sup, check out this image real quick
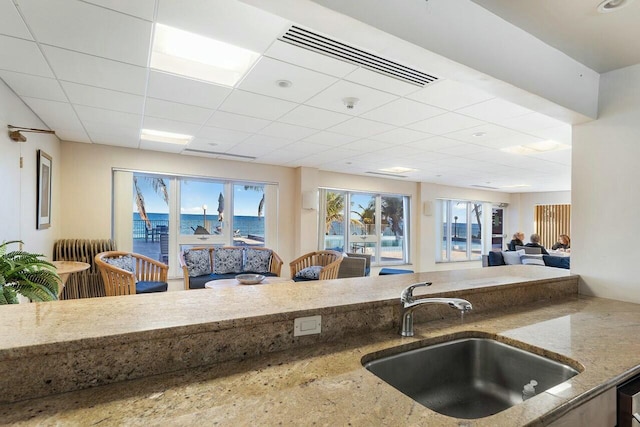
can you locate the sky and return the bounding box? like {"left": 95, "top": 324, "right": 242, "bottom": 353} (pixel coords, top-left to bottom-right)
{"left": 132, "top": 177, "right": 263, "bottom": 216}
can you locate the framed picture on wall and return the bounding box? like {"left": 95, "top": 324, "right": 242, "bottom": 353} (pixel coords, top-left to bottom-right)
{"left": 37, "top": 150, "right": 52, "bottom": 229}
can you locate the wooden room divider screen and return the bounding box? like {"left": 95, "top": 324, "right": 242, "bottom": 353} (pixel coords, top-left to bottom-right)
{"left": 534, "top": 204, "right": 571, "bottom": 248}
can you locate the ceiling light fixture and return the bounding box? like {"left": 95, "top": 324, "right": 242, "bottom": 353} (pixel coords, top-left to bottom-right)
{"left": 597, "top": 0, "right": 635, "bottom": 13}
{"left": 151, "top": 23, "right": 260, "bottom": 86}
{"left": 140, "top": 129, "right": 193, "bottom": 145}
{"left": 276, "top": 79, "right": 292, "bottom": 88}
{"left": 379, "top": 166, "right": 417, "bottom": 174}
{"left": 502, "top": 184, "right": 532, "bottom": 189}
{"left": 501, "top": 140, "right": 570, "bottom": 155}
{"left": 342, "top": 97, "right": 359, "bottom": 110}
{"left": 7, "top": 125, "right": 55, "bottom": 143}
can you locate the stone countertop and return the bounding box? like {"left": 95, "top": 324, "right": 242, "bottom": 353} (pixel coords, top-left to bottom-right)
{"left": 2, "top": 294, "right": 640, "bottom": 426}
{"left": 0, "top": 265, "right": 570, "bottom": 352}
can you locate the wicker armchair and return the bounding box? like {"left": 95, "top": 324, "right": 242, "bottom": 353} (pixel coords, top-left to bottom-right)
{"left": 95, "top": 251, "right": 168, "bottom": 296}
{"left": 289, "top": 250, "right": 343, "bottom": 281}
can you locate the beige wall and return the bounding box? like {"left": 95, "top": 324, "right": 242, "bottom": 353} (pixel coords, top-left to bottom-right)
{"left": 572, "top": 63, "right": 640, "bottom": 303}
{"left": 0, "top": 79, "right": 60, "bottom": 258}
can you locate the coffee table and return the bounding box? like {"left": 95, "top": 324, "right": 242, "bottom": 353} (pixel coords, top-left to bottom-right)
{"left": 205, "top": 276, "right": 293, "bottom": 289}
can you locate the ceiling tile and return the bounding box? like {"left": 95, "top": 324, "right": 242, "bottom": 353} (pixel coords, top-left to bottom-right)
{"left": 147, "top": 71, "right": 231, "bottom": 110}
{"left": 219, "top": 90, "right": 297, "bottom": 121}
{"left": 75, "top": 104, "right": 142, "bottom": 129}
{"left": 139, "top": 140, "right": 185, "bottom": 154}
{"left": 531, "top": 125, "right": 572, "bottom": 145}
{"left": 406, "top": 79, "right": 494, "bottom": 110}
{"left": 0, "top": 1, "right": 33, "bottom": 39}
{"left": 228, "top": 134, "right": 291, "bottom": 156}
{"left": 456, "top": 98, "right": 533, "bottom": 122}
{"left": 302, "top": 131, "right": 359, "bottom": 147}
{"left": 90, "top": 131, "right": 139, "bottom": 147}
{"left": 278, "top": 105, "right": 350, "bottom": 130}
{"left": 197, "top": 126, "right": 251, "bottom": 143}
{"left": 369, "top": 127, "right": 431, "bottom": 144}
{"left": 342, "top": 139, "right": 393, "bottom": 152}
{"left": 255, "top": 150, "right": 308, "bottom": 165}
{"left": 361, "top": 98, "right": 446, "bottom": 126}
{"left": 404, "top": 136, "right": 464, "bottom": 152}
{"left": 0, "top": 35, "right": 53, "bottom": 77}
{"left": 238, "top": 57, "right": 338, "bottom": 103}
{"left": 433, "top": 142, "right": 490, "bottom": 156}
{"left": 156, "top": 0, "right": 287, "bottom": 54}
{"left": 144, "top": 98, "right": 213, "bottom": 125}
{"left": 55, "top": 129, "right": 91, "bottom": 143}
{"left": 0, "top": 70, "right": 66, "bottom": 101}
{"left": 305, "top": 80, "right": 398, "bottom": 115}
{"left": 264, "top": 40, "right": 358, "bottom": 78}
{"left": 21, "top": 96, "right": 83, "bottom": 131}
{"left": 43, "top": 45, "right": 147, "bottom": 94}
{"left": 187, "top": 138, "right": 237, "bottom": 153}
{"left": 443, "top": 123, "right": 526, "bottom": 144}
{"left": 205, "top": 111, "right": 270, "bottom": 133}
{"left": 407, "top": 112, "right": 485, "bottom": 135}
{"left": 61, "top": 81, "right": 144, "bottom": 114}
{"left": 344, "top": 67, "right": 421, "bottom": 96}
{"left": 493, "top": 112, "right": 568, "bottom": 133}
{"left": 82, "top": 0, "right": 156, "bottom": 21}
{"left": 18, "top": 0, "right": 152, "bottom": 66}
{"left": 328, "top": 117, "right": 394, "bottom": 138}
{"left": 258, "top": 122, "right": 317, "bottom": 141}
{"left": 142, "top": 116, "right": 201, "bottom": 136}
{"left": 82, "top": 119, "right": 137, "bottom": 137}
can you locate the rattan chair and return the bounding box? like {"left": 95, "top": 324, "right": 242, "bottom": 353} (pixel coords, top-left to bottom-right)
{"left": 289, "top": 250, "right": 343, "bottom": 281}
{"left": 95, "top": 251, "right": 168, "bottom": 296}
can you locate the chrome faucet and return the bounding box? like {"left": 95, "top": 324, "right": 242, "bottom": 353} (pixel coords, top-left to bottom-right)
{"left": 399, "top": 282, "right": 473, "bottom": 337}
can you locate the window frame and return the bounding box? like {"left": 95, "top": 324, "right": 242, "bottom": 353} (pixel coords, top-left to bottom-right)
{"left": 436, "top": 199, "right": 484, "bottom": 263}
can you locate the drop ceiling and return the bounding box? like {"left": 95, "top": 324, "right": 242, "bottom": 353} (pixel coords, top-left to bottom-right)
{"left": 0, "top": 0, "right": 573, "bottom": 192}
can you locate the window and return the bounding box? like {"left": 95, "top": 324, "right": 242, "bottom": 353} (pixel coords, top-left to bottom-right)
{"left": 116, "top": 170, "right": 276, "bottom": 277}
{"left": 319, "top": 189, "right": 409, "bottom": 265}
{"left": 438, "top": 200, "right": 483, "bottom": 262}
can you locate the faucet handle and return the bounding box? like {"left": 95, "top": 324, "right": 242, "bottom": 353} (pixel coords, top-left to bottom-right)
{"left": 400, "top": 282, "right": 432, "bottom": 303}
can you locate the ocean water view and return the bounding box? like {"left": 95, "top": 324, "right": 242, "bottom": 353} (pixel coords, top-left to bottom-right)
{"left": 133, "top": 213, "right": 265, "bottom": 238}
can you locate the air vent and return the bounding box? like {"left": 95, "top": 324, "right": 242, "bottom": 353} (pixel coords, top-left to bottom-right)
{"left": 183, "top": 149, "right": 256, "bottom": 160}
{"left": 280, "top": 25, "right": 438, "bottom": 87}
{"left": 471, "top": 184, "right": 499, "bottom": 190}
{"left": 366, "top": 171, "right": 408, "bottom": 178}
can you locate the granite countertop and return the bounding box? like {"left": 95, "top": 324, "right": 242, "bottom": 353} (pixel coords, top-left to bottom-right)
{"left": 2, "top": 291, "right": 640, "bottom": 426}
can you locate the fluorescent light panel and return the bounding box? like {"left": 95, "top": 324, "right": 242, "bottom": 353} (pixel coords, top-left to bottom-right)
{"left": 140, "top": 129, "right": 193, "bottom": 145}
{"left": 501, "top": 140, "right": 570, "bottom": 155}
{"left": 379, "top": 167, "right": 417, "bottom": 174}
{"left": 151, "top": 24, "right": 260, "bottom": 86}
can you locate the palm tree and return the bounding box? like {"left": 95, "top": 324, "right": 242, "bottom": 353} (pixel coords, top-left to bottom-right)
{"left": 472, "top": 204, "right": 482, "bottom": 239}
{"left": 351, "top": 199, "right": 375, "bottom": 234}
{"left": 243, "top": 185, "right": 265, "bottom": 217}
{"left": 133, "top": 176, "right": 168, "bottom": 230}
{"left": 381, "top": 197, "right": 404, "bottom": 237}
{"left": 325, "top": 192, "right": 344, "bottom": 234}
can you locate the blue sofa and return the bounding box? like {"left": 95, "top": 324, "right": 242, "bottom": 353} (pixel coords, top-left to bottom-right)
{"left": 179, "top": 246, "right": 284, "bottom": 289}
{"left": 486, "top": 251, "right": 570, "bottom": 269}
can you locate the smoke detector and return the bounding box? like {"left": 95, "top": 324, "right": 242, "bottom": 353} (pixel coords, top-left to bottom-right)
{"left": 342, "top": 97, "right": 359, "bottom": 110}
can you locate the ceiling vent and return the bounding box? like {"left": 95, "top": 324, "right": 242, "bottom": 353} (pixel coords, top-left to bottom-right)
{"left": 183, "top": 149, "right": 256, "bottom": 160}
{"left": 279, "top": 25, "right": 438, "bottom": 87}
{"left": 365, "top": 171, "right": 408, "bottom": 178}
{"left": 470, "top": 184, "right": 499, "bottom": 190}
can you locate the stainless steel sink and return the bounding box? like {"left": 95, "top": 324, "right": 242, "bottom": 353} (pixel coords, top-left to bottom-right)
{"left": 363, "top": 336, "right": 581, "bottom": 419}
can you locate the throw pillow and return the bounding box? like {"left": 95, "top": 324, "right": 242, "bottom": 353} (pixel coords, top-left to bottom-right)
{"left": 502, "top": 249, "right": 525, "bottom": 265}
{"left": 104, "top": 254, "right": 135, "bottom": 273}
{"left": 183, "top": 249, "right": 212, "bottom": 277}
{"left": 295, "top": 265, "right": 323, "bottom": 280}
{"left": 487, "top": 251, "right": 505, "bottom": 266}
{"left": 521, "top": 254, "right": 545, "bottom": 266}
{"left": 213, "top": 248, "right": 244, "bottom": 274}
{"left": 244, "top": 248, "right": 272, "bottom": 273}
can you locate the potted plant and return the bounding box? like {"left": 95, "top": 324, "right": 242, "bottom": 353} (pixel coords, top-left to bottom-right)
{"left": 0, "top": 240, "right": 60, "bottom": 304}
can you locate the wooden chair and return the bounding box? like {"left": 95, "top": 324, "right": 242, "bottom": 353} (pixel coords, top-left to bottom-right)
{"left": 95, "top": 251, "right": 168, "bottom": 296}
{"left": 179, "top": 246, "right": 284, "bottom": 290}
{"left": 289, "top": 250, "right": 343, "bottom": 281}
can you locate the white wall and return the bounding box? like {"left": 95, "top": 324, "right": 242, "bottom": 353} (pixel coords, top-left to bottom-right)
{"left": 0, "top": 80, "right": 60, "bottom": 258}
{"left": 59, "top": 141, "right": 298, "bottom": 269}
{"left": 572, "top": 63, "right": 640, "bottom": 303}
{"left": 508, "top": 191, "right": 571, "bottom": 243}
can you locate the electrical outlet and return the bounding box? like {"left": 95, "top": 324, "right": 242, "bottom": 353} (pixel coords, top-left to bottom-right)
{"left": 293, "top": 315, "right": 321, "bottom": 337}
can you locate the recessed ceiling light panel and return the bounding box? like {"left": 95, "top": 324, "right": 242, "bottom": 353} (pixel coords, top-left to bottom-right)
{"left": 140, "top": 129, "right": 193, "bottom": 145}
{"left": 501, "top": 141, "right": 570, "bottom": 155}
{"left": 151, "top": 24, "right": 260, "bottom": 86}
{"left": 379, "top": 166, "right": 417, "bottom": 174}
